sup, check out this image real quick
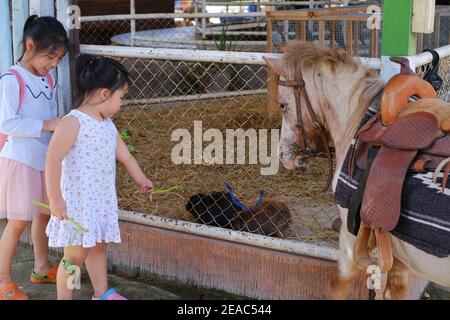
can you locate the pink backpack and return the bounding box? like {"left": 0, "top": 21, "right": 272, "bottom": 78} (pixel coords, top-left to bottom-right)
{"left": 0, "top": 68, "right": 54, "bottom": 151}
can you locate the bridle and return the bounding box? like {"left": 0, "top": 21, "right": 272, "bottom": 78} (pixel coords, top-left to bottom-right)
{"left": 277, "top": 68, "right": 334, "bottom": 192}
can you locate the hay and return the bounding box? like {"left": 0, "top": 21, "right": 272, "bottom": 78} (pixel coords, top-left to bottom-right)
{"left": 113, "top": 94, "right": 339, "bottom": 245}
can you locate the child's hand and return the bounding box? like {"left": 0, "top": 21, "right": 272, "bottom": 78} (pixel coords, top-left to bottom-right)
{"left": 138, "top": 178, "right": 154, "bottom": 194}
{"left": 49, "top": 197, "right": 68, "bottom": 221}
{"left": 43, "top": 117, "right": 63, "bottom": 132}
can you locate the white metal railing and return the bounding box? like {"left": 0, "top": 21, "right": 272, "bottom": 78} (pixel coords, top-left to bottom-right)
{"left": 79, "top": 12, "right": 266, "bottom": 22}
{"left": 80, "top": 44, "right": 381, "bottom": 68}
{"left": 79, "top": 44, "right": 380, "bottom": 105}
{"left": 409, "top": 44, "right": 450, "bottom": 101}
{"left": 408, "top": 44, "right": 450, "bottom": 69}
{"left": 118, "top": 209, "right": 339, "bottom": 261}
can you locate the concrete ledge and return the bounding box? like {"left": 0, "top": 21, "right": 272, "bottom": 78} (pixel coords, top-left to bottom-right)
{"left": 1, "top": 217, "right": 428, "bottom": 300}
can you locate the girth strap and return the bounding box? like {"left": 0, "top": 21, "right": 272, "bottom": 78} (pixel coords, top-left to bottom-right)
{"left": 347, "top": 147, "right": 378, "bottom": 236}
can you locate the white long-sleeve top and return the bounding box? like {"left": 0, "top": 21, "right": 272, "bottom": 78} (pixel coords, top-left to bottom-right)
{"left": 0, "top": 64, "right": 58, "bottom": 171}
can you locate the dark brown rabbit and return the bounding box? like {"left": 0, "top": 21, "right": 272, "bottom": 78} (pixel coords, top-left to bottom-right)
{"left": 230, "top": 200, "right": 292, "bottom": 238}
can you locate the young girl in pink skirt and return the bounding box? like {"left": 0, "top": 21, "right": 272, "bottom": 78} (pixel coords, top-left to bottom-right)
{"left": 45, "top": 54, "right": 153, "bottom": 300}
{"left": 0, "top": 15, "right": 68, "bottom": 300}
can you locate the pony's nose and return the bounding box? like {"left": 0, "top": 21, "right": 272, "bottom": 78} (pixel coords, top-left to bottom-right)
{"left": 279, "top": 151, "right": 284, "bottom": 159}
{"left": 297, "top": 155, "right": 310, "bottom": 168}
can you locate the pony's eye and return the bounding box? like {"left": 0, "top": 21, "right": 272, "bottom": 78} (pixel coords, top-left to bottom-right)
{"left": 279, "top": 103, "right": 288, "bottom": 111}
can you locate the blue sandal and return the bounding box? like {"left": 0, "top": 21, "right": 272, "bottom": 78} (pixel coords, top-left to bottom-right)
{"left": 92, "top": 288, "right": 127, "bottom": 300}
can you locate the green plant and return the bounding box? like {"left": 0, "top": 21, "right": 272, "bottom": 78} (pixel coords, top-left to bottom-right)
{"left": 32, "top": 200, "right": 88, "bottom": 277}
{"left": 214, "top": 25, "right": 234, "bottom": 51}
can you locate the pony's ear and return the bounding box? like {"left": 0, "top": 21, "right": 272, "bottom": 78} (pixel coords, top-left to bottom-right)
{"left": 263, "top": 57, "right": 286, "bottom": 78}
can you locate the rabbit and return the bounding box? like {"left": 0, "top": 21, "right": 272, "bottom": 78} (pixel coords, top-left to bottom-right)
{"left": 230, "top": 200, "right": 292, "bottom": 238}
{"left": 185, "top": 192, "right": 242, "bottom": 228}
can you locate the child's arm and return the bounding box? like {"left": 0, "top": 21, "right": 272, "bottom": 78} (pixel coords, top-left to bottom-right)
{"left": 116, "top": 134, "right": 153, "bottom": 193}
{"left": 45, "top": 116, "right": 80, "bottom": 220}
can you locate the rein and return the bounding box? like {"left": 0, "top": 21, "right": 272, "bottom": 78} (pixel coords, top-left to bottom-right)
{"left": 278, "top": 69, "right": 334, "bottom": 192}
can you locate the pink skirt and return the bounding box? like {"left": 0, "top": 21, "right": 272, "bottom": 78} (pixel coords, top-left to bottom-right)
{"left": 0, "top": 157, "right": 50, "bottom": 221}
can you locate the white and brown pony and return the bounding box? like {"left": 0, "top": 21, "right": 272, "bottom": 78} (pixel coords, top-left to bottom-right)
{"left": 264, "top": 42, "right": 450, "bottom": 299}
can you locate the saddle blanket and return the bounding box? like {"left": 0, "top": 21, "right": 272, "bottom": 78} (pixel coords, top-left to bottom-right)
{"left": 335, "top": 110, "right": 450, "bottom": 258}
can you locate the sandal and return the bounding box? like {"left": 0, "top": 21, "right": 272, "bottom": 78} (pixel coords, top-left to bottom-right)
{"left": 30, "top": 265, "right": 58, "bottom": 284}
{"left": 0, "top": 282, "right": 29, "bottom": 300}
{"left": 92, "top": 288, "right": 128, "bottom": 300}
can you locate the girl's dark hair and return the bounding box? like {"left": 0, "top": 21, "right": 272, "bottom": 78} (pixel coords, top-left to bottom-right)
{"left": 19, "top": 15, "right": 69, "bottom": 61}
{"left": 75, "top": 54, "right": 130, "bottom": 105}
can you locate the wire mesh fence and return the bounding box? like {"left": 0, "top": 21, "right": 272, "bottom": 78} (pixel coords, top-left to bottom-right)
{"left": 78, "top": 48, "right": 449, "bottom": 246}
{"left": 79, "top": 19, "right": 174, "bottom": 46}
{"left": 80, "top": 16, "right": 269, "bottom": 51}
{"left": 268, "top": 16, "right": 382, "bottom": 57}
{"left": 76, "top": 2, "right": 448, "bottom": 247}
{"left": 416, "top": 55, "right": 450, "bottom": 101}
{"left": 92, "top": 55, "right": 341, "bottom": 245}
{"left": 78, "top": 1, "right": 380, "bottom": 52}
{"left": 417, "top": 6, "right": 450, "bottom": 53}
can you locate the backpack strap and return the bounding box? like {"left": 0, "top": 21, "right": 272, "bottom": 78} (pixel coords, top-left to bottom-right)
{"left": 5, "top": 68, "right": 55, "bottom": 114}
{"left": 7, "top": 68, "right": 26, "bottom": 114}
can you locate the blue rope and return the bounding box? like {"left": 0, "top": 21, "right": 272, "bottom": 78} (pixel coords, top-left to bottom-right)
{"left": 224, "top": 182, "right": 265, "bottom": 212}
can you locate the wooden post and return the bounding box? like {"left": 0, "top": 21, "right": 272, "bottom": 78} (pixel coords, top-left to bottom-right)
{"left": 12, "top": 0, "right": 29, "bottom": 63}
{"left": 319, "top": 20, "right": 325, "bottom": 48}
{"left": 29, "top": 0, "right": 54, "bottom": 16}
{"left": 299, "top": 20, "right": 306, "bottom": 42}
{"left": 434, "top": 12, "right": 440, "bottom": 48}
{"left": 56, "top": 0, "right": 78, "bottom": 116}
{"left": 68, "top": 0, "right": 79, "bottom": 109}
{"left": 201, "top": 0, "right": 206, "bottom": 40}
{"left": 130, "top": 0, "right": 135, "bottom": 47}
{"left": 0, "top": 0, "right": 13, "bottom": 74}
{"left": 194, "top": 0, "right": 199, "bottom": 35}
{"left": 329, "top": 21, "right": 335, "bottom": 48}
{"left": 266, "top": 12, "right": 273, "bottom": 52}
{"left": 353, "top": 21, "right": 359, "bottom": 57}
{"left": 346, "top": 20, "right": 353, "bottom": 56}
{"left": 417, "top": 33, "right": 424, "bottom": 53}
{"left": 371, "top": 28, "right": 378, "bottom": 58}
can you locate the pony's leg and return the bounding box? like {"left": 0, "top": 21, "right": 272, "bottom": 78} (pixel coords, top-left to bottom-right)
{"left": 330, "top": 222, "right": 358, "bottom": 299}
{"left": 384, "top": 258, "right": 409, "bottom": 300}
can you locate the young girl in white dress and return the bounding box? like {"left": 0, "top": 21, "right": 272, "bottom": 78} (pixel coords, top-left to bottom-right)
{"left": 45, "top": 55, "right": 153, "bottom": 300}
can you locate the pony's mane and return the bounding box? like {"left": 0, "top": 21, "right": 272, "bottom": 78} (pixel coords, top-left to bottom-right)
{"left": 283, "top": 41, "right": 359, "bottom": 73}
{"left": 267, "top": 42, "right": 384, "bottom": 142}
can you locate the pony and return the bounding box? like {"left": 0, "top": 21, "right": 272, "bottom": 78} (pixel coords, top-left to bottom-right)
{"left": 263, "top": 41, "right": 450, "bottom": 299}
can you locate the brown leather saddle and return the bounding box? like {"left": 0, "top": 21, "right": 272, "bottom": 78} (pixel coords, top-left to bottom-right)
{"left": 349, "top": 57, "right": 450, "bottom": 299}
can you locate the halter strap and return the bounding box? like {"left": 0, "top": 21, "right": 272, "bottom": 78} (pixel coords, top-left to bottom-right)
{"left": 278, "top": 69, "right": 334, "bottom": 192}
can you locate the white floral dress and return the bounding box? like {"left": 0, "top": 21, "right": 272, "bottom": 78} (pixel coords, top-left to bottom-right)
{"left": 46, "top": 109, "right": 121, "bottom": 248}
